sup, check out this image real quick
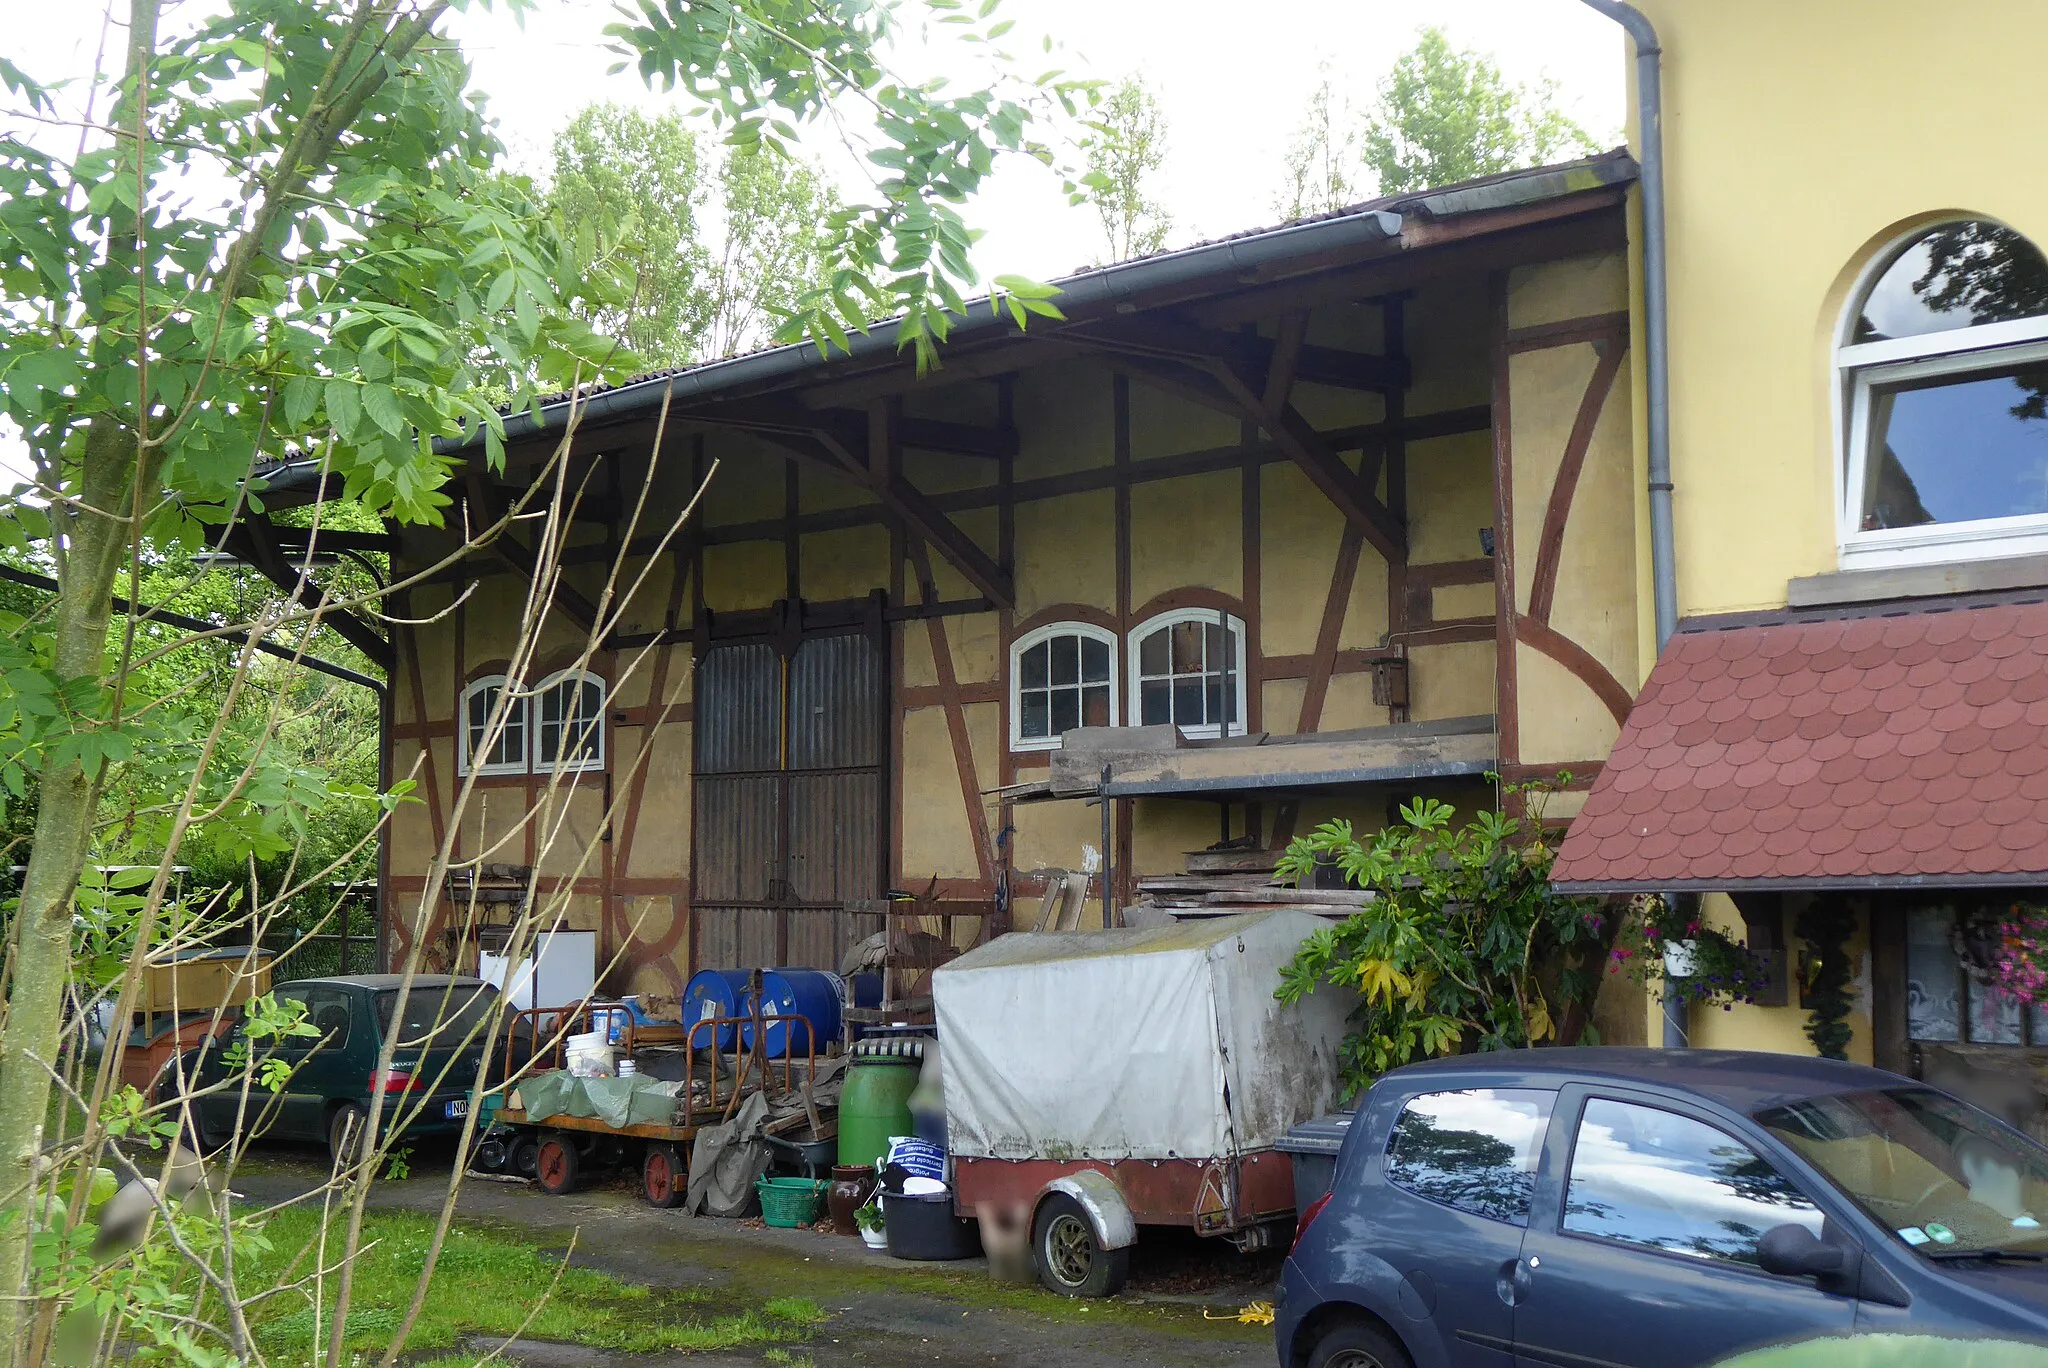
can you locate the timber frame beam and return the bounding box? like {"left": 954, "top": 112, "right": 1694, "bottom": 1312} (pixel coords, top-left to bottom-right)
{"left": 1068, "top": 314, "right": 1410, "bottom": 392}
{"left": 226, "top": 515, "right": 395, "bottom": 669}
{"left": 1098, "top": 348, "right": 1406, "bottom": 562}
{"left": 661, "top": 396, "right": 1017, "bottom": 609}
{"left": 463, "top": 473, "right": 602, "bottom": 633}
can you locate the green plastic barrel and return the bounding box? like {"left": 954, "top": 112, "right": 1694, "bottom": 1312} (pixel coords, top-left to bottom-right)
{"left": 838, "top": 1056, "right": 920, "bottom": 1169}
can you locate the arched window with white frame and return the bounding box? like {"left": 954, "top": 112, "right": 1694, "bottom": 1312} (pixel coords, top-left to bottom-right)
{"left": 1128, "top": 608, "right": 1248, "bottom": 740}
{"left": 459, "top": 674, "right": 528, "bottom": 776}
{"left": 1010, "top": 623, "right": 1117, "bottom": 750}
{"left": 1838, "top": 218, "right": 2048, "bottom": 568}
{"left": 534, "top": 669, "right": 606, "bottom": 772}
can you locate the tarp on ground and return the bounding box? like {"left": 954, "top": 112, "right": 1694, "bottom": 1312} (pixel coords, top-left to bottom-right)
{"left": 933, "top": 910, "right": 1356, "bottom": 1162}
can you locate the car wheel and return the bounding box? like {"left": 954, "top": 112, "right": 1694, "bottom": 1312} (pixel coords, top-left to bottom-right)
{"left": 152, "top": 1065, "right": 219, "bottom": 1155}
{"left": 1032, "top": 1193, "right": 1130, "bottom": 1297}
{"left": 1307, "top": 1320, "right": 1413, "bottom": 1368}
{"left": 641, "top": 1142, "right": 685, "bottom": 1208}
{"left": 535, "top": 1134, "right": 581, "bottom": 1196}
{"left": 328, "top": 1103, "right": 367, "bottom": 1171}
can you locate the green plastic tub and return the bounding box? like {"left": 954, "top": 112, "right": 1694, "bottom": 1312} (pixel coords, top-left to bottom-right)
{"left": 755, "top": 1176, "right": 830, "bottom": 1228}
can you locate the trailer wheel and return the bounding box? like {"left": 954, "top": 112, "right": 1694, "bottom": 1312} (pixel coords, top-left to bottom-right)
{"left": 641, "top": 1142, "right": 686, "bottom": 1208}
{"left": 535, "top": 1135, "right": 582, "bottom": 1196}
{"left": 508, "top": 1134, "right": 540, "bottom": 1180}
{"left": 1033, "top": 1193, "right": 1129, "bottom": 1297}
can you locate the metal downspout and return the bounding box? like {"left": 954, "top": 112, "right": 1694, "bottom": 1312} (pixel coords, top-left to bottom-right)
{"left": 1579, "top": 0, "right": 1684, "bottom": 1048}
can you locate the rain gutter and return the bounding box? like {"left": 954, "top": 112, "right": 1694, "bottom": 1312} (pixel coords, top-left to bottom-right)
{"left": 1578, "top": 0, "right": 1684, "bottom": 1047}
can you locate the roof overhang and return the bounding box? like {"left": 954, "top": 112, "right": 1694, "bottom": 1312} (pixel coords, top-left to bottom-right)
{"left": 422, "top": 149, "right": 1637, "bottom": 457}
{"left": 1009, "top": 715, "right": 1497, "bottom": 803}
{"left": 1550, "top": 592, "right": 2048, "bottom": 895}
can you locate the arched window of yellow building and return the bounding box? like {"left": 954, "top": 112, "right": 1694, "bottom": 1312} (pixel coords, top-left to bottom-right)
{"left": 1839, "top": 219, "right": 2048, "bottom": 569}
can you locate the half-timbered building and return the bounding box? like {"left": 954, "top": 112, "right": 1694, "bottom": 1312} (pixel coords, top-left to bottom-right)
{"left": 363, "top": 150, "right": 1644, "bottom": 1010}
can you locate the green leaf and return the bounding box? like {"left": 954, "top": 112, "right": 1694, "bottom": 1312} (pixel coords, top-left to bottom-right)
{"left": 361, "top": 383, "right": 404, "bottom": 437}
{"left": 324, "top": 378, "right": 360, "bottom": 438}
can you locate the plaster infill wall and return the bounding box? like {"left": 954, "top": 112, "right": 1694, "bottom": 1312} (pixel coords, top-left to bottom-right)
{"left": 1495, "top": 252, "right": 1640, "bottom": 805}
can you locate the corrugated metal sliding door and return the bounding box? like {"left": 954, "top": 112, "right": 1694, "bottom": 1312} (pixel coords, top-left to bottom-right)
{"left": 692, "top": 629, "right": 886, "bottom": 972}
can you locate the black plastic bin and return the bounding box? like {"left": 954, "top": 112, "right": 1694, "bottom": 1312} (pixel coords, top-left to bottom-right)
{"left": 1277, "top": 1113, "right": 1354, "bottom": 1212}
{"left": 882, "top": 1190, "right": 982, "bottom": 1261}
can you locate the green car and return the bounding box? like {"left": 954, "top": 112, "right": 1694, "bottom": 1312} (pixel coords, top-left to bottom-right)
{"left": 184, "top": 974, "right": 505, "bottom": 1161}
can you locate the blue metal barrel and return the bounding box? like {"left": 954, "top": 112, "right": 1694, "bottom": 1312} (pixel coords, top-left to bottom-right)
{"left": 742, "top": 968, "right": 845, "bottom": 1059}
{"left": 683, "top": 968, "right": 750, "bottom": 1051}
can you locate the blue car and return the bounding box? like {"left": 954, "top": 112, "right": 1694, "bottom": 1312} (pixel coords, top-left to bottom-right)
{"left": 1277, "top": 1048, "right": 2048, "bottom": 1367}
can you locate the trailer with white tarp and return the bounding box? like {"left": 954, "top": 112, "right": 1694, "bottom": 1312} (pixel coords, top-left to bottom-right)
{"left": 932, "top": 909, "right": 1355, "bottom": 1295}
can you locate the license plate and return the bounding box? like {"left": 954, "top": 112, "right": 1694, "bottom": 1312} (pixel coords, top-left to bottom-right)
{"left": 444, "top": 1100, "right": 468, "bottom": 1119}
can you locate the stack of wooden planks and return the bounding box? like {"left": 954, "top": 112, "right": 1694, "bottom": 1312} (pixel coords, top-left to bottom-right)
{"left": 1131, "top": 847, "right": 1376, "bottom": 921}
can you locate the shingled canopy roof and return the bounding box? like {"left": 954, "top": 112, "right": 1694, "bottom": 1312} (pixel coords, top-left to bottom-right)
{"left": 1550, "top": 592, "right": 2048, "bottom": 893}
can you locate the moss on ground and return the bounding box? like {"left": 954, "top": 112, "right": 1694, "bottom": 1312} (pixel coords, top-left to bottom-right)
{"left": 232, "top": 1208, "right": 829, "bottom": 1359}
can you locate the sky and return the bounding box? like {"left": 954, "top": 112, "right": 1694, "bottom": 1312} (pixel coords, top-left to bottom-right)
{"left": 3, "top": 0, "right": 1626, "bottom": 481}
{"left": 449, "top": 0, "right": 1626, "bottom": 279}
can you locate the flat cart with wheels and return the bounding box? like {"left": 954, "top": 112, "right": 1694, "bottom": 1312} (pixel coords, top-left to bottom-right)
{"left": 932, "top": 911, "right": 1357, "bottom": 1297}
{"left": 495, "top": 1009, "right": 823, "bottom": 1209}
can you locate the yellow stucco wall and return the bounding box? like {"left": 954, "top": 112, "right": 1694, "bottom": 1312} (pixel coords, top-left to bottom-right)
{"left": 1595, "top": 4, "right": 2048, "bottom": 1057}
{"left": 1631, "top": 0, "right": 2048, "bottom": 622}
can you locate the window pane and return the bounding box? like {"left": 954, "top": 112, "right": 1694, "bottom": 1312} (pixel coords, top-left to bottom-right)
{"left": 564, "top": 681, "right": 603, "bottom": 762}
{"left": 1972, "top": 984, "right": 2026, "bottom": 1046}
{"left": 1020, "top": 690, "right": 1051, "bottom": 739}
{"left": 1140, "top": 680, "right": 1170, "bottom": 726}
{"left": 1385, "top": 1088, "right": 1555, "bottom": 1226}
{"left": 1563, "top": 1100, "right": 1823, "bottom": 1265}
{"left": 1205, "top": 621, "right": 1225, "bottom": 670}
{"left": 1171, "top": 621, "right": 1204, "bottom": 674}
{"left": 1861, "top": 363, "right": 2048, "bottom": 530}
{"left": 1081, "top": 637, "right": 1110, "bottom": 683}
{"left": 1204, "top": 675, "right": 1224, "bottom": 725}
{"left": 1759, "top": 1087, "right": 2048, "bottom": 1256}
{"left": 1173, "top": 678, "right": 1204, "bottom": 724}
{"left": 494, "top": 708, "right": 524, "bottom": 768}
{"left": 1049, "top": 633, "right": 1079, "bottom": 685}
{"left": 1082, "top": 685, "right": 1111, "bottom": 728}
{"left": 306, "top": 989, "right": 352, "bottom": 1047}
{"left": 1907, "top": 906, "right": 1962, "bottom": 1043}
{"left": 1050, "top": 687, "right": 1081, "bottom": 737}
{"left": 1021, "top": 642, "right": 1050, "bottom": 689}
{"left": 1139, "top": 628, "right": 1168, "bottom": 676}
{"left": 1855, "top": 222, "right": 2048, "bottom": 343}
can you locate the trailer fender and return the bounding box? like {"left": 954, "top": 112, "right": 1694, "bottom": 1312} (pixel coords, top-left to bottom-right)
{"left": 1040, "top": 1171, "right": 1136, "bottom": 1251}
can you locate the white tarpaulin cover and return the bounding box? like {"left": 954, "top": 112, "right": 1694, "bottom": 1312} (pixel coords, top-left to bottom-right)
{"left": 933, "top": 910, "right": 1356, "bottom": 1162}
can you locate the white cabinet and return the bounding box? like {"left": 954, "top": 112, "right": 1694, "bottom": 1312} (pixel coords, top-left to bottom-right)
{"left": 479, "top": 928, "right": 596, "bottom": 1011}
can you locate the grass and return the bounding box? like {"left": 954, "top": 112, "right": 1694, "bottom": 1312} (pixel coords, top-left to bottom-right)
{"left": 233, "top": 1207, "right": 828, "bottom": 1359}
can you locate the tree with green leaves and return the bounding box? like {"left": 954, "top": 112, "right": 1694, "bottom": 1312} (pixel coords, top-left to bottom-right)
{"left": 1275, "top": 29, "right": 1600, "bottom": 214}
{"left": 545, "top": 103, "right": 714, "bottom": 371}
{"left": 545, "top": 102, "right": 845, "bottom": 368}
{"left": 1360, "top": 27, "right": 1599, "bottom": 196}
{"left": 0, "top": 0, "right": 1082, "bottom": 1356}
{"left": 1276, "top": 69, "right": 1362, "bottom": 221}
{"left": 1083, "top": 75, "right": 1173, "bottom": 264}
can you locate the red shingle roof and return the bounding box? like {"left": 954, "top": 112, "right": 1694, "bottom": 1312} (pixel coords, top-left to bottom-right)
{"left": 1550, "top": 593, "right": 2048, "bottom": 892}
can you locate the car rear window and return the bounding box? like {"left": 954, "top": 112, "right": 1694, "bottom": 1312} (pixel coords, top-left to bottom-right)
{"left": 1385, "top": 1088, "right": 1557, "bottom": 1226}
{"left": 375, "top": 982, "right": 501, "bottom": 1050}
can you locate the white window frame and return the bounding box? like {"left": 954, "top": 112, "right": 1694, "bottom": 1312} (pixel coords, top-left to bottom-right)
{"left": 1836, "top": 220, "right": 2048, "bottom": 570}
{"left": 1009, "top": 622, "right": 1120, "bottom": 752}
{"left": 1126, "top": 608, "right": 1249, "bottom": 742}
{"left": 531, "top": 668, "right": 608, "bottom": 774}
{"left": 458, "top": 674, "right": 529, "bottom": 777}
